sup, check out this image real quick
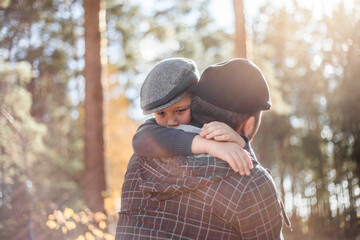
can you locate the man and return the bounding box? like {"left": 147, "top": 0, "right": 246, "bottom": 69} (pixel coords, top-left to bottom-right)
{"left": 116, "top": 58, "right": 290, "bottom": 239}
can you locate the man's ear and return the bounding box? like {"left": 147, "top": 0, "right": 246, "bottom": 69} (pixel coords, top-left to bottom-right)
{"left": 244, "top": 116, "right": 256, "bottom": 139}
{"left": 237, "top": 116, "right": 256, "bottom": 140}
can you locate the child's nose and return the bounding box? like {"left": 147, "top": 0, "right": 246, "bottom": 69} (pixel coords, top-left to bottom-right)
{"left": 167, "top": 117, "right": 179, "bottom": 127}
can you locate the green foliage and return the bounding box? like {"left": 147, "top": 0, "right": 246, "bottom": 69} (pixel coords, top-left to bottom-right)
{"left": 105, "top": 0, "right": 232, "bottom": 109}
{"left": 0, "top": 60, "right": 47, "bottom": 239}
{"left": 251, "top": 1, "right": 360, "bottom": 237}
{"left": 0, "top": 0, "right": 10, "bottom": 8}
{"left": 1, "top": 0, "right": 84, "bottom": 238}
{"left": 0, "top": 60, "right": 46, "bottom": 173}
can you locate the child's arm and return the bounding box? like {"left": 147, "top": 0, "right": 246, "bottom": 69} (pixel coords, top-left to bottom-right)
{"left": 198, "top": 121, "right": 254, "bottom": 175}
{"left": 200, "top": 121, "right": 246, "bottom": 146}
{"left": 133, "top": 118, "right": 253, "bottom": 175}
{"left": 132, "top": 118, "right": 197, "bottom": 157}
{"left": 191, "top": 136, "right": 253, "bottom": 176}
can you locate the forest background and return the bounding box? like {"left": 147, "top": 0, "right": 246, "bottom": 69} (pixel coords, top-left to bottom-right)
{"left": 0, "top": 0, "right": 359, "bottom": 239}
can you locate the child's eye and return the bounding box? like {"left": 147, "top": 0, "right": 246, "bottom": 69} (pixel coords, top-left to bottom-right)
{"left": 156, "top": 112, "right": 165, "bottom": 117}
{"left": 176, "top": 108, "right": 189, "bottom": 113}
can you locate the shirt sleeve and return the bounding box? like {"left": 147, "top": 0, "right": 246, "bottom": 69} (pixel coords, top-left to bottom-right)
{"left": 132, "top": 118, "right": 198, "bottom": 157}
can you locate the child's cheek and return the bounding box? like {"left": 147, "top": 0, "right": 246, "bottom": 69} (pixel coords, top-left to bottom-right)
{"left": 154, "top": 116, "right": 167, "bottom": 127}
{"left": 181, "top": 112, "right": 192, "bottom": 125}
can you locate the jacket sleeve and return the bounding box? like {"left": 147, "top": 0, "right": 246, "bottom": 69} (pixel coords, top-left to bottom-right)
{"left": 132, "top": 118, "right": 197, "bottom": 157}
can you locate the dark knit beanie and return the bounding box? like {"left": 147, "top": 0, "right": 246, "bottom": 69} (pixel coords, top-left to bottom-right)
{"left": 140, "top": 58, "right": 199, "bottom": 114}
{"left": 196, "top": 58, "right": 271, "bottom": 113}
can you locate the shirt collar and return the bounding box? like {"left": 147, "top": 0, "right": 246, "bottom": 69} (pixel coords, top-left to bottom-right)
{"left": 241, "top": 135, "right": 258, "bottom": 163}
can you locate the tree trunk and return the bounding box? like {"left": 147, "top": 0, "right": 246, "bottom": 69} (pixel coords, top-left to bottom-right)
{"left": 83, "top": 0, "right": 106, "bottom": 212}
{"left": 233, "top": 0, "right": 247, "bottom": 58}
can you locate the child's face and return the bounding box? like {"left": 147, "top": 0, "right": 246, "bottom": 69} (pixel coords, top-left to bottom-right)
{"left": 154, "top": 93, "right": 192, "bottom": 127}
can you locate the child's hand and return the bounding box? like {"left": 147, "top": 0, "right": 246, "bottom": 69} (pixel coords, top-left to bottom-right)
{"left": 200, "top": 121, "right": 246, "bottom": 147}
{"left": 207, "top": 141, "right": 253, "bottom": 176}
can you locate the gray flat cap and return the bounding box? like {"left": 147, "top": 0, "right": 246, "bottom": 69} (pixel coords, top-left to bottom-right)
{"left": 140, "top": 58, "right": 199, "bottom": 114}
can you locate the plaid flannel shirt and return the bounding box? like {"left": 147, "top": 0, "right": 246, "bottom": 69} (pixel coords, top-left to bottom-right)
{"left": 116, "top": 151, "right": 286, "bottom": 240}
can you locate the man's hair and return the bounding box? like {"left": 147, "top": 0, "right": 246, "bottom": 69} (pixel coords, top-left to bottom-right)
{"left": 191, "top": 96, "right": 260, "bottom": 130}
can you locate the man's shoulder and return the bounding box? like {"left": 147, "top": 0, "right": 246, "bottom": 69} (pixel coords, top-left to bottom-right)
{"left": 240, "top": 164, "right": 280, "bottom": 203}
{"left": 250, "top": 163, "right": 274, "bottom": 178}
{"left": 125, "top": 154, "right": 147, "bottom": 174}
{"left": 200, "top": 162, "right": 279, "bottom": 203}
{"left": 130, "top": 153, "right": 236, "bottom": 186}
{"left": 128, "top": 154, "right": 277, "bottom": 194}
{"left": 182, "top": 154, "right": 236, "bottom": 170}
{"left": 130, "top": 154, "right": 272, "bottom": 181}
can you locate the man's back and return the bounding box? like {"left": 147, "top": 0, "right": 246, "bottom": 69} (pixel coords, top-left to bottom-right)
{"left": 116, "top": 153, "right": 283, "bottom": 240}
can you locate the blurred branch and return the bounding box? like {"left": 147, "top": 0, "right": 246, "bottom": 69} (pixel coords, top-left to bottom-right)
{"left": 0, "top": 106, "right": 14, "bottom": 124}
{"left": 0, "top": 106, "right": 19, "bottom": 132}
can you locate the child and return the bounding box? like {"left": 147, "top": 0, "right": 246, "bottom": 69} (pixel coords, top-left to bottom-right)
{"left": 133, "top": 57, "right": 253, "bottom": 176}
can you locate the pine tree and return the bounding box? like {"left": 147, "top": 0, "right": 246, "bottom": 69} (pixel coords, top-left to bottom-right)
{"left": 233, "top": 0, "right": 247, "bottom": 58}
{"left": 83, "top": 0, "right": 107, "bottom": 213}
